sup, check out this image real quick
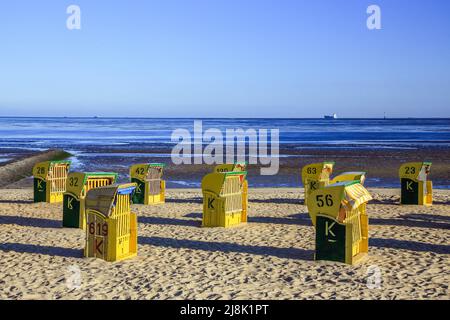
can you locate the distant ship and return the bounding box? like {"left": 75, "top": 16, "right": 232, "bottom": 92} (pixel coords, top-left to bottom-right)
{"left": 324, "top": 113, "right": 338, "bottom": 119}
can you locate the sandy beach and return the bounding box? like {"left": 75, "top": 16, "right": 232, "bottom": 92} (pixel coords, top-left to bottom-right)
{"left": 0, "top": 186, "right": 448, "bottom": 300}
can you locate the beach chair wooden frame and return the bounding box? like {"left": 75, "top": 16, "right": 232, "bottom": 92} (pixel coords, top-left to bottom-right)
{"left": 63, "top": 172, "right": 118, "bottom": 229}
{"left": 202, "top": 171, "right": 247, "bottom": 228}
{"left": 32, "top": 160, "right": 71, "bottom": 203}
{"left": 130, "top": 163, "right": 166, "bottom": 205}
{"left": 399, "top": 162, "right": 432, "bottom": 205}
{"left": 307, "top": 181, "right": 372, "bottom": 265}
{"left": 84, "top": 183, "right": 137, "bottom": 262}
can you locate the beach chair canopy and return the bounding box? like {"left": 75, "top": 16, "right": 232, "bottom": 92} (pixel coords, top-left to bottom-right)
{"left": 65, "top": 172, "right": 118, "bottom": 196}
{"left": 202, "top": 171, "right": 247, "bottom": 196}
{"left": 307, "top": 181, "right": 372, "bottom": 224}
{"left": 85, "top": 183, "right": 136, "bottom": 218}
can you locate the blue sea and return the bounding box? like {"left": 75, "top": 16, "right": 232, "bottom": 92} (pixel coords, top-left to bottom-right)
{"left": 1, "top": 117, "right": 449, "bottom": 188}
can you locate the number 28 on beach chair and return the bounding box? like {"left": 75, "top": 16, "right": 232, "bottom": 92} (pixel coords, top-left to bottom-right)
{"left": 399, "top": 162, "right": 432, "bottom": 205}
{"left": 202, "top": 171, "right": 247, "bottom": 227}
{"left": 307, "top": 181, "right": 372, "bottom": 265}
{"left": 32, "top": 160, "right": 71, "bottom": 203}
{"left": 301, "top": 162, "right": 334, "bottom": 205}
{"left": 130, "top": 163, "right": 166, "bottom": 205}
{"left": 63, "top": 172, "right": 118, "bottom": 229}
{"left": 84, "top": 183, "right": 138, "bottom": 262}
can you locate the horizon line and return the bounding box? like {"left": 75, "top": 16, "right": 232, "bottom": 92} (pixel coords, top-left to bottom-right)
{"left": 0, "top": 116, "right": 449, "bottom": 120}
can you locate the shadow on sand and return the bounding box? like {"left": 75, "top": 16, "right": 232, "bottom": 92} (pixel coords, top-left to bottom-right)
{"left": 138, "top": 236, "right": 314, "bottom": 260}
{"left": 0, "top": 243, "right": 83, "bottom": 258}
{"left": 0, "top": 199, "right": 34, "bottom": 204}
{"left": 249, "top": 198, "right": 304, "bottom": 205}
{"left": 165, "top": 197, "right": 202, "bottom": 204}
{"left": 0, "top": 215, "right": 61, "bottom": 228}
{"left": 370, "top": 238, "right": 450, "bottom": 255}
{"left": 138, "top": 216, "right": 201, "bottom": 227}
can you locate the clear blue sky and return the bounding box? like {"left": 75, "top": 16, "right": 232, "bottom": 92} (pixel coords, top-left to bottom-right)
{"left": 0, "top": 0, "right": 449, "bottom": 117}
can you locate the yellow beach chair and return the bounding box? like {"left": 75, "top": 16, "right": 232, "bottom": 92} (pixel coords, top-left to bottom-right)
{"left": 63, "top": 172, "right": 118, "bottom": 229}
{"left": 130, "top": 163, "right": 166, "bottom": 204}
{"left": 399, "top": 162, "right": 432, "bottom": 205}
{"left": 202, "top": 171, "right": 247, "bottom": 227}
{"left": 33, "top": 160, "right": 71, "bottom": 203}
{"left": 84, "top": 183, "right": 137, "bottom": 262}
{"left": 307, "top": 181, "right": 372, "bottom": 265}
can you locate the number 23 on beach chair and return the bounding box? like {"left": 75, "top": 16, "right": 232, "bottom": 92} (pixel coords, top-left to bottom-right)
{"left": 33, "top": 160, "right": 71, "bottom": 203}
{"left": 307, "top": 181, "right": 372, "bottom": 265}
{"left": 301, "top": 162, "right": 334, "bottom": 205}
{"left": 202, "top": 171, "right": 247, "bottom": 228}
{"left": 63, "top": 172, "right": 118, "bottom": 229}
{"left": 84, "top": 183, "right": 138, "bottom": 262}
{"left": 399, "top": 162, "right": 432, "bottom": 206}
{"left": 130, "top": 163, "right": 166, "bottom": 205}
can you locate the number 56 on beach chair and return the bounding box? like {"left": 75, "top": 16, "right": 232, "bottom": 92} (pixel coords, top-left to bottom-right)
{"left": 399, "top": 162, "right": 432, "bottom": 205}
{"left": 130, "top": 163, "right": 166, "bottom": 205}
{"left": 33, "top": 160, "right": 71, "bottom": 203}
{"left": 63, "top": 172, "right": 118, "bottom": 229}
{"left": 307, "top": 181, "right": 372, "bottom": 265}
{"left": 202, "top": 171, "right": 247, "bottom": 228}
{"left": 84, "top": 183, "right": 137, "bottom": 262}
{"left": 301, "top": 162, "right": 334, "bottom": 205}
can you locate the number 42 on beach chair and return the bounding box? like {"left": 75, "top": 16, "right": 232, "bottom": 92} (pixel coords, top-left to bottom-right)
{"left": 130, "top": 163, "right": 166, "bottom": 205}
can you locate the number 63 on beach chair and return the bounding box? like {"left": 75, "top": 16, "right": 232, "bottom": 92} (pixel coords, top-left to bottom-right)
{"left": 33, "top": 160, "right": 71, "bottom": 203}
{"left": 301, "top": 162, "right": 334, "bottom": 205}
{"left": 307, "top": 181, "right": 372, "bottom": 265}
{"left": 84, "top": 183, "right": 138, "bottom": 262}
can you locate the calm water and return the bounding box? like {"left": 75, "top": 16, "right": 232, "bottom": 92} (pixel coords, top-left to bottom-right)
{"left": 1, "top": 117, "right": 449, "bottom": 187}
